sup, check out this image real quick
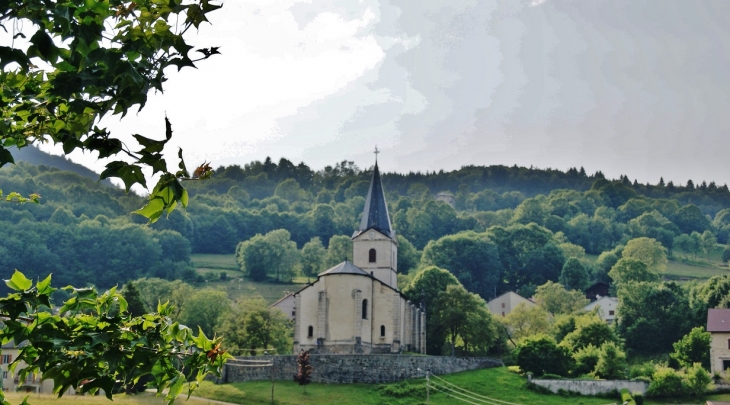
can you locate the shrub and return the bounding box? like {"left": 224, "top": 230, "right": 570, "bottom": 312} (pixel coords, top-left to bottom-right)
{"left": 513, "top": 335, "right": 573, "bottom": 377}
{"left": 685, "top": 362, "right": 713, "bottom": 396}
{"left": 593, "top": 342, "right": 627, "bottom": 379}
{"left": 379, "top": 381, "right": 425, "bottom": 398}
{"left": 647, "top": 366, "right": 685, "bottom": 397}
{"left": 573, "top": 344, "right": 600, "bottom": 376}
{"left": 633, "top": 392, "right": 644, "bottom": 405}
{"left": 620, "top": 388, "right": 635, "bottom": 404}
{"left": 629, "top": 362, "right": 656, "bottom": 379}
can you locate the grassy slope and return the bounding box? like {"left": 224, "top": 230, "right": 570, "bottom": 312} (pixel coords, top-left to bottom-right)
{"left": 192, "top": 254, "right": 305, "bottom": 304}
{"left": 195, "top": 367, "right": 621, "bottom": 405}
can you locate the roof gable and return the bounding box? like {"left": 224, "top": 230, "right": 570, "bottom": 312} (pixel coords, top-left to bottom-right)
{"left": 708, "top": 308, "right": 730, "bottom": 332}
{"left": 318, "top": 261, "right": 370, "bottom": 276}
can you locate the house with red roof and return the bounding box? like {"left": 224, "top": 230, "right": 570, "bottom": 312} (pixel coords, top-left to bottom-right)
{"left": 707, "top": 308, "right": 730, "bottom": 376}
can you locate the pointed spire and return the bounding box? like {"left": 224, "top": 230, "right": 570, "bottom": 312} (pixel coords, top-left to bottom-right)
{"left": 357, "top": 161, "right": 393, "bottom": 239}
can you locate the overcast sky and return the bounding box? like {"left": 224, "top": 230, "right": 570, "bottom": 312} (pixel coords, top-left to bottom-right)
{"left": 51, "top": 0, "right": 730, "bottom": 188}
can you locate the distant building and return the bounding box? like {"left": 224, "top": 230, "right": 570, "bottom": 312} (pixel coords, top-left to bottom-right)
{"left": 487, "top": 292, "right": 535, "bottom": 317}
{"left": 584, "top": 282, "right": 610, "bottom": 302}
{"left": 707, "top": 308, "right": 730, "bottom": 376}
{"left": 271, "top": 292, "right": 296, "bottom": 321}
{"left": 435, "top": 192, "right": 455, "bottom": 208}
{"left": 287, "top": 161, "right": 425, "bottom": 355}
{"left": 584, "top": 296, "right": 618, "bottom": 323}
{"left": 2, "top": 341, "right": 58, "bottom": 394}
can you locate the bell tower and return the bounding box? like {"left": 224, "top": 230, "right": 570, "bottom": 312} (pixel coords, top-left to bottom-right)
{"left": 352, "top": 150, "right": 398, "bottom": 289}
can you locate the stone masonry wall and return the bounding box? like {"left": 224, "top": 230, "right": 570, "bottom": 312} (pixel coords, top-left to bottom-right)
{"left": 528, "top": 375, "right": 648, "bottom": 396}
{"left": 219, "top": 355, "right": 503, "bottom": 384}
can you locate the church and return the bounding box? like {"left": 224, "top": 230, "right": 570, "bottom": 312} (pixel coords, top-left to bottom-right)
{"left": 287, "top": 161, "right": 426, "bottom": 354}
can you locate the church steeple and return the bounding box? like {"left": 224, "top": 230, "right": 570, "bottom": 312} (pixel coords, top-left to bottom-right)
{"left": 357, "top": 161, "right": 394, "bottom": 239}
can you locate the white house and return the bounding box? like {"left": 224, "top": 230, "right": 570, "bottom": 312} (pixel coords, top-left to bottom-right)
{"left": 583, "top": 296, "right": 618, "bottom": 323}
{"left": 487, "top": 292, "right": 535, "bottom": 317}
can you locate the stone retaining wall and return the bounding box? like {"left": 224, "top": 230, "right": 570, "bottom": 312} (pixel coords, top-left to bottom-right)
{"left": 219, "top": 355, "right": 503, "bottom": 384}
{"left": 528, "top": 374, "right": 648, "bottom": 396}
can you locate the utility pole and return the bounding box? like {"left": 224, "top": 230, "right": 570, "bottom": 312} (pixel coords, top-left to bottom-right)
{"left": 270, "top": 359, "right": 275, "bottom": 405}
{"left": 425, "top": 369, "right": 429, "bottom": 405}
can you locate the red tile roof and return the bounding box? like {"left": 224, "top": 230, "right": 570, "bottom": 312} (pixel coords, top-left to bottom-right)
{"left": 707, "top": 308, "right": 730, "bottom": 332}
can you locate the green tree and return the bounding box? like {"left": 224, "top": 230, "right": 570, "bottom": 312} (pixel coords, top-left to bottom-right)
{"left": 502, "top": 302, "right": 552, "bottom": 341}
{"left": 608, "top": 257, "right": 659, "bottom": 285}
{"left": 325, "top": 235, "right": 352, "bottom": 267}
{"left": 300, "top": 237, "right": 326, "bottom": 281}
{"left": 218, "top": 299, "right": 292, "bottom": 356}
{"left": 700, "top": 230, "right": 717, "bottom": 259}
{"left": 592, "top": 342, "right": 627, "bottom": 379}
{"left": 616, "top": 281, "right": 694, "bottom": 355}
{"left": 236, "top": 229, "right": 299, "bottom": 282}
{"left": 534, "top": 281, "right": 589, "bottom": 315}
{"left": 671, "top": 326, "right": 711, "bottom": 370}
{"left": 622, "top": 237, "right": 668, "bottom": 273}
{"left": 593, "top": 249, "right": 620, "bottom": 284}
{"left": 674, "top": 234, "right": 700, "bottom": 259}
{"left": 561, "top": 318, "right": 617, "bottom": 352}
{"left": 559, "top": 257, "right": 589, "bottom": 291}
{"left": 421, "top": 232, "right": 502, "bottom": 300}
{"left": 179, "top": 288, "right": 231, "bottom": 338}
{"left": 402, "top": 266, "right": 461, "bottom": 354}
{"left": 513, "top": 335, "right": 573, "bottom": 377}
{"left": 433, "top": 285, "right": 497, "bottom": 356}
{"left": 722, "top": 246, "right": 730, "bottom": 263}
{"left": 0, "top": 0, "right": 220, "bottom": 222}
{"left": 133, "top": 278, "right": 193, "bottom": 320}
{"left": 397, "top": 235, "right": 420, "bottom": 274}
{"left": 121, "top": 282, "right": 146, "bottom": 317}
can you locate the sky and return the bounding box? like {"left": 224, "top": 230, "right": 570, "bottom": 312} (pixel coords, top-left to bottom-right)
{"left": 41, "top": 0, "right": 730, "bottom": 188}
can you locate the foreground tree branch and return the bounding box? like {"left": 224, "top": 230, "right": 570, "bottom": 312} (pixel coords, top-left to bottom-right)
{"left": 0, "top": 270, "right": 231, "bottom": 405}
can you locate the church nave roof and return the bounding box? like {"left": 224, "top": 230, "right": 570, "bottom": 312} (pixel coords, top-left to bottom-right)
{"left": 318, "top": 261, "right": 370, "bottom": 276}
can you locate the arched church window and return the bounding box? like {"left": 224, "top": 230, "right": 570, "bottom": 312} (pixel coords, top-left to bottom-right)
{"left": 380, "top": 325, "right": 386, "bottom": 337}
{"left": 369, "top": 248, "right": 376, "bottom": 263}
{"left": 362, "top": 299, "right": 368, "bottom": 319}
{"left": 308, "top": 326, "right": 313, "bottom": 338}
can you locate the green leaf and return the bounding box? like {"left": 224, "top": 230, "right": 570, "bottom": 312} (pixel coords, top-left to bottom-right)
{"left": 0, "top": 146, "right": 15, "bottom": 167}
{"left": 132, "top": 197, "right": 165, "bottom": 223}
{"left": 165, "top": 371, "right": 185, "bottom": 403}
{"left": 99, "top": 161, "right": 146, "bottom": 191}
{"left": 27, "top": 30, "right": 60, "bottom": 64}
{"left": 6, "top": 270, "right": 32, "bottom": 291}
{"left": 37, "top": 274, "right": 54, "bottom": 295}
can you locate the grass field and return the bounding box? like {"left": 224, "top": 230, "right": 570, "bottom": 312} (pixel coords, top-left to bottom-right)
{"left": 2, "top": 392, "right": 212, "bottom": 405}
{"left": 192, "top": 254, "right": 305, "bottom": 304}
{"left": 191, "top": 366, "right": 730, "bottom": 405}
{"left": 195, "top": 367, "right": 618, "bottom": 405}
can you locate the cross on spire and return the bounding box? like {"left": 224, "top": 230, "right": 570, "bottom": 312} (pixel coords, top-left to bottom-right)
{"left": 374, "top": 146, "right": 380, "bottom": 162}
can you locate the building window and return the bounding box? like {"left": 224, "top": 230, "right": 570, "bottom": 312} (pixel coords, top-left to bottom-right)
{"left": 362, "top": 299, "right": 368, "bottom": 319}
{"left": 308, "top": 326, "right": 314, "bottom": 338}
{"left": 609, "top": 310, "right": 615, "bottom": 316}
{"left": 501, "top": 312, "right": 505, "bottom": 317}
{"left": 381, "top": 325, "right": 386, "bottom": 337}
{"left": 724, "top": 359, "right": 730, "bottom": 371}
{"left": 2, "top": 371, "right": 6, "bottom": 379}
{"left": 369, "top": 249, "right": 376, "bottom": 263}
{"left": 0, "top": 355, "right": 10, "bottom": 364}
{"left": 501, "top": 303, "right": 505, "bottom": 308}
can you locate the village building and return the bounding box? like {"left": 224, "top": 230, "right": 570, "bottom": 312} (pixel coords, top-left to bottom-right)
{"left": 486, "top": 292, "right": 535, "bottom": 317}
{"left": 707, "top": 308, "right": 730, "bottom": 376}
{"left": 271, "top": 292, "right": 295, "bottom": 321}
{"left": 1, "top": 342, "right": 57, "bottom": 393}
{"left": 583, "top": 296, "right": 618, "bottom": 323}
{"left": 281, "top": 162, "right": 426, "bottom": 354}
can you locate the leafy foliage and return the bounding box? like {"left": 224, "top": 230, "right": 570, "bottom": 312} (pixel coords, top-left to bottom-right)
{"left": 514, "top": 335, "right": 573, "bottom": 377}
{"left": 671, "top": 326, "right": 711, "bottom": 370}
{"left": 0, "top": 271, "right": 230, "bottom": 405}
{"left": 0, "top": 0, "right": 220, "bottom": 222}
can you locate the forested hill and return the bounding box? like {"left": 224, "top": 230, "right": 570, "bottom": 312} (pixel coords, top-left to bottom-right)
{"left": 12, "top": 146, "right": 114, "bottom": 186}
{"left": 3, "top": 152, "right": 730, "bottom": 296}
